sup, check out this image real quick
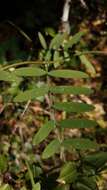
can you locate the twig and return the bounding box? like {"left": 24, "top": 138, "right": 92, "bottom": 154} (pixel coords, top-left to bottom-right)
{"left": 21, "top": 100, "right": 31, "bottom": 118}
{"left": 61, "top": 0, "right": 71, "bottom": 23}
{"left": 59, "top": 0, "right": 71, "bottom": 34}
{"left": 25, "top": 160, "right": 35, "bottom": 188}
{"left": 1, "top": 60, "right": 55, "bottom": 71}
{"left": 0, "top": 103, "right": 13, "bottom": 114}
{"left": 1, "top": 50, "right": 106, "bottom": 71}
{"left": 80, "top": 0, "right": 88, "bottom": 9}
{"left": 75, "top": 50, "right": 107, "bottom": 56}
{"left": 7, "top": 20, "right": 32, "bottom": 43}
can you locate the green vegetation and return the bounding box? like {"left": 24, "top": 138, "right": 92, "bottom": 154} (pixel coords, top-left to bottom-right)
{"left": 0, "top": 1, "right": 107, "bottom": 189}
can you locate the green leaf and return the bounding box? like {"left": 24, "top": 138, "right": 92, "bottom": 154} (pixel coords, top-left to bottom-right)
{"left": 64, "top": 31, "right": 86, "bottom": 49}
{"left": 49, "top": 33, "right": 65, "bottom": 49}
{"left": 62, "top": 138, "right": 98, "bottom": 150}
{"left": 57, "top": 162, "right": 77, "bottom": 184}
{"left": 50, "top": 86, "right": 93, "bottom": 95}
{"left": 58, "top": 119, "right": 97, "bottom": 129}
{"left": 33, "top": 182, "right": 41, "bottom": 190}
{"left": 54, "top": 184, "right": 70, "bottom": 190}
{"left": 14, "top": 67, "right": 47, "bottom": 77}
{"left": 42, "top": 139, "right": 61, "bottom": 159}
{"left": 0, "top": 184, "right": 13, "bottom": 190}
{"left": 14, "top": 85, "right": 49, "bottom": 102}
{"left": 45, "top": 27, "right": 56, "bottom": 37}
{"left": 32, "top": 166, "right": 43, "bottom": 178}
{"left": 48, "top": 70, "right": 89, "bottom": 79}
{"left": 0, "top": 70, "right": 20, "bottom": 82}
{"left": 83, "top": 152, "right": 107, "bottom": 169}
{"left": 79, "top": 177, "right": 98, "bottom": 190}
{"left": 25, "top": 160, "right": 35, "bottom": 188}
{"left": 33, "top": 120, "right": 55, "bottom": 145}
{"left": 75, "top": 182, "right": 91, "bottom": 190}
{"left": 45, "top": 50, "right": 52, "bottom": 61}
{"left": 20, "top": 187, "right": 27, "bottom": 190}
{"left": 79, "top": 54, "right": 96, "bottom": 75}
{"left": 38, "top": 32, "right": 47, "bottom": 49}
{"left": 53, "top": 51, "right": 60, "bottom": 61}
{"left": 53, "top": 51, "right": 61, "bottom": 68}
{"left": 0, "top": 155, "right": 8, "bottom": 173}
{"left": 53, "top": 102, "right": 94, "bottom": 113}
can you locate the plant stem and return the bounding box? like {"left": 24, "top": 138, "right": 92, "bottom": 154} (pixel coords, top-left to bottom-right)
{"left": 61, "top": 0, "right": 71, "bottom": 23}
{"left": 45, "top": 63, "right": 66, "bottom": 162}
{"left": 75, "top": 50, "right": 107, "bottom": 56}
{"left": 60, "top": 94, "right": 67, "bottom": 162}
{"left": 1, "top": 50, "right": 107, "bottom": 71}
{"left": 21, "top": 100, "right": 31, "bottom": 118}
{"left": 7, "top": 20, "right": 32, "bottom": 43}
{"left": 25, "top": 160, "right": 35, "bottom": 188}
{"left": 59, "top": 0, "right": 71, "bottom": 34}
{"left": 2, "top": 61, "right": 55, "bottom": 71}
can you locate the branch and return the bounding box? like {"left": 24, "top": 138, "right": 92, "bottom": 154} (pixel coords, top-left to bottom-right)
{"left": 80, "top": 0, "right": 88, "bottom": 9}
{"left": 61, "top": 0, "right": 71, "bottom": 22}
{"left": 59, "top": 0, "right": 71, "bottom": 34}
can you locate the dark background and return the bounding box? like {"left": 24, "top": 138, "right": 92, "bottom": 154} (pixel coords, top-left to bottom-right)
{"left": 0, "top": 0, "right": 107, "bottom": 34}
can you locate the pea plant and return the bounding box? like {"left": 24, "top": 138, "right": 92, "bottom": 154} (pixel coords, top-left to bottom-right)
{"left": 0, "top": 31, "right": 107, "bottom": 190}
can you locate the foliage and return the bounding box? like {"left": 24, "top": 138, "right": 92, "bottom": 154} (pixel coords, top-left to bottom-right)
{"left": 0, "top": 29, "right": 106, "bottom": 190}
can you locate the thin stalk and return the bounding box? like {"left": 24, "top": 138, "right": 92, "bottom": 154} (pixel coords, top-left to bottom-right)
{"left": 25, "top": 160, "right": 35, "bottom": 188}
{"left": 1, "top": 61, "right": 55, "bottom": 71}
{"left": 1, "top": 50, "right": 107, "bottom": 71}
{"left": 61, "top": 0, "right": 71, "bottom": 23}
{"left": 60, "top": 94, "right": 67, "bottom": 162}
{"left": 21, "top": 100, "right": 31, "bottom": 118}
{"left": 59, "top": 0, "right": 71, "bottom": 34}
{"left": 80, "top": 0, "right": 87, "bottom": 8}
{"left": 45, "top": 63, "right": 66, "bottom": 162}
{"left": 45, "top": 64, "right": 57, "bottom": 126}
{"left": 75, "top": 50, "right": 107, "bottom": 56}
{"left": 7, "top": 20, "right": 32, "bottom": 43}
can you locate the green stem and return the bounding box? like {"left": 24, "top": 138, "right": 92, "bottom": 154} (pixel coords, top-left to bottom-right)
{"left": 1, "top": 50, "right": 106, "bottom": 71}
{"left": 25, "top": 160, "right": 35, "bottom": 188}
{"left": 2, "top": 61, "right": 55, "bottom": 71}
{"left": 75, "top": 50, "right": 107, "bottom": 56}
{"left": 45, "top": 63, "right": 66, "bottom": 162}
